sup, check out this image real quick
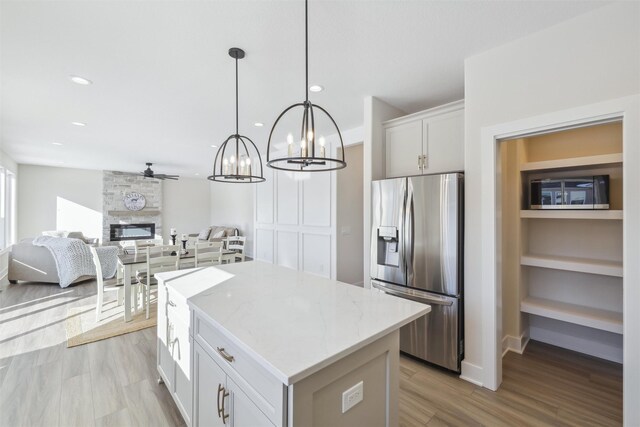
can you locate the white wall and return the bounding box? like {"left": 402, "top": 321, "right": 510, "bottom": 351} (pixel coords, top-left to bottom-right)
{"left": 337, "top": 144, "right": 364, "bottom": 285}
{"left": 163, "top": 177, "right": 212, "bottom": 242}
{"left": 254, "top": 164, "right": 336, "bottom": 279}
{"left": 363, "top": 97, "right": 406, "bottom": 288}
{"left": 463, "top": 2, "right": 639, "bottom": 421}
{"left": 17, "top": 165, "right": 215, "bottom": 246}
{"left": 210, "top": 181, "right": 254, "bottom": 257}
{"left": 17, "top": 165, "right": 103, "bottom": 240}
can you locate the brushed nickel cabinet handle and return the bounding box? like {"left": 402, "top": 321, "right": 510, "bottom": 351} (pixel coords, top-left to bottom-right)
{"left": 216, "top": 347, "right": 235, "bottom": 363}
{"left": 418, "top": 155, "right": 422, "bottom": 170}
{"left": 221, "top": 387, "right": 230, "bottom": 425}
{"left": 217, "top": 383, "right": 224, "bottom": 418}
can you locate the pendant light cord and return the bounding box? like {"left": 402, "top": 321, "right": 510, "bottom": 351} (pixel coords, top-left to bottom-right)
{"left": 235, "top": 56, "right": 239, "bottom": 135}
{"left": 305, "top": 0, "right": 308, "bottom": 103}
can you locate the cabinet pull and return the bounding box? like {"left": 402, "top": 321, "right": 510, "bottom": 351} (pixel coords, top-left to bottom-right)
{"left": 216, "top": 347, "right": 235, "bottom": 363}
{"left": 217, "top": 383, "right": 230, "bottom": 424}
{"left": 422, "top": 155, "right": 428, "bottom": 169}
{"left": 418, "top": 155, "right": 422, "bottom": 170}
{"left": 168, "top": 300, "right": 176, "bottom": 307}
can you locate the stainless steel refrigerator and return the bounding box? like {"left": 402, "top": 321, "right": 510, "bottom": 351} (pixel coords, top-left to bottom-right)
{"left": 370, "top": 173, "right": 463, "bottom": 372}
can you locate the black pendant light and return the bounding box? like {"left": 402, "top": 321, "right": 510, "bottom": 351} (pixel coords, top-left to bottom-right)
{"left": 266, "top": 0, "right": 346, "bottom": 172}
{"left": 208, "top": 48, "right": 265, "bottom": 183}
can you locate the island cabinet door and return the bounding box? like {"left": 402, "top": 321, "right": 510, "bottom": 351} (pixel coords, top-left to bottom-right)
{"left": 194, "top": 342, "right": 227, "bottom": 427}
{"left": 227, "top": 377, "right": 275, "bottom": 427}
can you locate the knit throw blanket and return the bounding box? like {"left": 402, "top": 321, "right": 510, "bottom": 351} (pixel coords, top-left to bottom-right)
{"left": 32, "top": 236, "right": 119, "bottom": 288}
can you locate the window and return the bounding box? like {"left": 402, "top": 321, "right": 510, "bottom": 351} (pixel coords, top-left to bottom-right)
{"left": 0, "top": 168, "right": 16, "bottom": 248}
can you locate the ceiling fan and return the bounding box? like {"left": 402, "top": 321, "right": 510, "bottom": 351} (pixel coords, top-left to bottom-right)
{"left": 140, "top": 163, "right": 179, "bottom": 180}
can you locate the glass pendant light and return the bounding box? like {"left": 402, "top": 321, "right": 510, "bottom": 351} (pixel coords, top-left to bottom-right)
{"left": 266, "top": 0, "right": 346, "bottom": 172}
{"left": 208, "top": 48, "right": 265, "bottom": 183}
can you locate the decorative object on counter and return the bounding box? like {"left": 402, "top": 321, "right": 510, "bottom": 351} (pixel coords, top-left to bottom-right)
{"left": 266, "top": 0, "right": 346, "bottom": 172}
{"left": 170, "top": 228, "right": 178, "bottom": 255}
{"left": 123, "top": 192, "right": 146, "bottom": 211}
{"left": 140, "top": 162, "right": 179, "bottom": 180}
{"left": 181, "top": 234, "right": 189, "bottom": 255}
{"left": 208, "top": 47, "right": 265, "bottom": 184}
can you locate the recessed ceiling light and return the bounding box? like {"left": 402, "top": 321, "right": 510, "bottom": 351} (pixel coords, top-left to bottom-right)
{"left": 211, "top": 145, "right": 217, "bottom": 148}
{"left": 71, "top": 121, "right": 86, "bottom": 127}
{"left": 254, "top": 122, "right": 264, "bottom": 127}
{"left": 52, "top": 142, "right": 63, "bottom": 146}
{"left": 309, "top": 85, "right": 323, "bottom": 92}
{"left": 69, "top": 75, "right": 92, "bottom": 85}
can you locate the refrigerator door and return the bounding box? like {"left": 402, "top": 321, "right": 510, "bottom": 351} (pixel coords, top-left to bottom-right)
{"left": 371, "top": 178, "right": 407, "bottom": 286}
{"left": 372, "top": 281, "right": 461, "bottom": 372}
{"left": 406, "top": 173, "right": 463, "bottom": 296}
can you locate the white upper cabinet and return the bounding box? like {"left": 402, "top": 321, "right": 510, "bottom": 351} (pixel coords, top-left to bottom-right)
{"left": 384, "top": 100, "right": 464, "bottom": 178}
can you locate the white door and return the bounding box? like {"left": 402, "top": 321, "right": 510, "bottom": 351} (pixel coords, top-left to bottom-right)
{"left": 385, "top": 121, "right": 423, "bottom": 178}
{"left": 227, "top": 377, "right": 275, "bottom": 427}
{"left": 423, "top": 111, "right": 464, "bottom": 174}
{"left": 194, "top": 343, "right": 228, "bottom": 427}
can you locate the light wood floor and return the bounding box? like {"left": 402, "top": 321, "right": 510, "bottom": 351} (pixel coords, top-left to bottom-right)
{"left": 1, "top": 280, "right": 622, "bottom": 427}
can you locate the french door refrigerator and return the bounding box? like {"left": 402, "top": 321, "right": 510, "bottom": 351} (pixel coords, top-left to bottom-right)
{"left": 370, "top": 173, "right": 463, "bottom": 372}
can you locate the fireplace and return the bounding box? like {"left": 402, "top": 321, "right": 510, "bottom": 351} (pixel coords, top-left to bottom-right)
{"left": 110, "top": 223, "right": 156, "bottom": 242}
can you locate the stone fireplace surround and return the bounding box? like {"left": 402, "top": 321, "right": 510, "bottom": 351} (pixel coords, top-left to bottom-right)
{"left": 102, "top": 171, "right": 162, "bottom": 245}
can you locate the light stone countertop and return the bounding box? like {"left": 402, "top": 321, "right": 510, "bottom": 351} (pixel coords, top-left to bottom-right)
{"left": 156, "top": 261, "right": 430, "bottom": 385}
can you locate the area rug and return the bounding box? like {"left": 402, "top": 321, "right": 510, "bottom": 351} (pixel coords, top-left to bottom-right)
{"left": 65, "top": 295, "right": 157, "bottom": 348}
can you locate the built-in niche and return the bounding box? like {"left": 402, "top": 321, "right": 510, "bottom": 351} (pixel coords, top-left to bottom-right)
{"left": 499, "top": 121, "right": 623, "bottom": 363}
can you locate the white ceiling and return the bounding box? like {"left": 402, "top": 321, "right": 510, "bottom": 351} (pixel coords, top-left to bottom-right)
{"left": 0, "top": 0, "right": 607, "bottom": 177}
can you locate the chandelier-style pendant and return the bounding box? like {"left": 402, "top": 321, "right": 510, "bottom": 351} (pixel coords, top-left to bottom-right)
{"left": 208, "top": 48, "right": 265, "bottom": 183}
{"left": 266, "top": 0, "right": 346, "bottom": 172}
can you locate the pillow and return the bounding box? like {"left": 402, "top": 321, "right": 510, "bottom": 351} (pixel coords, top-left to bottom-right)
{"left": 42, "top": 230, "right": 66, "bottom": 238}
{"left": 66, "top": 231, "right": 85, "bottom": 240}
{"left": 209, "top": 227, "right": 227, "bottom": 240}
{"left": 197, "top": 227, "right": 212, "bottom": 240}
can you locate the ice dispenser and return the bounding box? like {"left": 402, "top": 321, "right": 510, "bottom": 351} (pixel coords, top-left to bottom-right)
{"left": 377, "top": 226, "right": 400, "bottom": 267}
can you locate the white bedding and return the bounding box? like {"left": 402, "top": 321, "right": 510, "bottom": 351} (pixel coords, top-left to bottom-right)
{"left": 32, "top": 236, "right": 119, "bottom": 288}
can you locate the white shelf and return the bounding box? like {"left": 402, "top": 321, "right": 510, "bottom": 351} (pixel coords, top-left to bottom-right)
{"left": 521, "top": 254, "right": 623, "bottom": 277}
{"left": 520, "top": 153, "right": 623, "bottom": 172}
{"left": 521, "top": 296, "right": 622, "bottom": 334}
{"left": 520, "top": 210, "right": 623, "bottom": 220}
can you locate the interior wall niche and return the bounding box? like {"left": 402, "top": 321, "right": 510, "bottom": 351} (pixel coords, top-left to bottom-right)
{"left": 500, "top": 120, "right": 623, "bottom": 362}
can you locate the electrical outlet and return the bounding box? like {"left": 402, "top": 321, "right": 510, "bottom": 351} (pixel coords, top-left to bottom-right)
{"left": 342, "top": 381, "right": 363, "bottom": 413}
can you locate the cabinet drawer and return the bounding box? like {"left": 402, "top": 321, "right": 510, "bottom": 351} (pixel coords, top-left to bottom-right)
{"left": 166, "top": 284, "right": 191, "bottom": 325}
{"left": 194, "top": 312, "right": 286, "bottom": 427}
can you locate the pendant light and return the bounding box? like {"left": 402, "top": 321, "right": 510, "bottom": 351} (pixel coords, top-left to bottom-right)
{"left": 266, "top": 0, "right": 346, "bottom": 172}
{"left": 208, "top": 48, "right": 265, "bottom": 183}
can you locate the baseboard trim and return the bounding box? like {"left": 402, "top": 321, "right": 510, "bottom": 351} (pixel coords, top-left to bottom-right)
{"left": 502, "top": 332, "right": 530, "bottom": 357}
{"left": 459, "top": 360, "right": 483, "bottom": 387}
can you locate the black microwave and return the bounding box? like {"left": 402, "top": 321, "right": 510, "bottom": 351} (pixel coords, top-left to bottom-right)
{"left": 529, "top": 175, "right": 610, "bottom": 210}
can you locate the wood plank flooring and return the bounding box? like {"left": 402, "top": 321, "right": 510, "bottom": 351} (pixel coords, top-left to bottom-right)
{"left": 399, "top": 342, "right": 622, "bottom": 427}
{"left": 1, "top": 280, "right": 622, "bottom": 427}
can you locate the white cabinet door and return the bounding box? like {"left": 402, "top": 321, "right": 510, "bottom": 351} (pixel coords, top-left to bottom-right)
{"left": 385, "top": 121, "right": 423, "bottom": 178}
{"left": 423, "top": 111, "right": 464, "bottom": 174}
{"left": 157, "top": 284, "right": 174, "bottom": 391}
{"left": 173, "top": 318, "right": 192, "bottom": 426}
{"left": 194, "top": 343, "right": 227, "bottom": 427}
{"left": 228, "top": 377, "right": 275, "bottom": 427}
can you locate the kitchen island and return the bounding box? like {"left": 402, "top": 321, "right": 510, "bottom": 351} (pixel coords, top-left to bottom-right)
{"left": 156, "top": 261, "right": 429, "bottom": 427}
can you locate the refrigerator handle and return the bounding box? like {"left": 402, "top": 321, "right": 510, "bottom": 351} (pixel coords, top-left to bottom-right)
{"left": 372, "top": 281, "right": 454, "bottom": 306}
{"left": 404, "top": 180, "right": 414, "bottom": 285}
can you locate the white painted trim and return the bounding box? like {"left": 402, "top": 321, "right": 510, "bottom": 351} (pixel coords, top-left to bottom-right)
{"left": 480, "top": 95, "right": 640, "bottom": 422}
{"left": 460, "top": 360, "right": 483, "bottom": 386}
{"left": 501, "top": 333, "right": 530, "bottom": 357}
{"left": 382, "top": 100, "right": 464, "bottom": 127}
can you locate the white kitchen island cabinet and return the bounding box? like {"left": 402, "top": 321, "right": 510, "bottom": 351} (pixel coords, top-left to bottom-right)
{"left": 156, "top": 261, "right": 429, "bottom": 427}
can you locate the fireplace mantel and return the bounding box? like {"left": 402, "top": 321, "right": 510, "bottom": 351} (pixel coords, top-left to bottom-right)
{"left": 108, "top": 210, "right": 161, "bottom": 216}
